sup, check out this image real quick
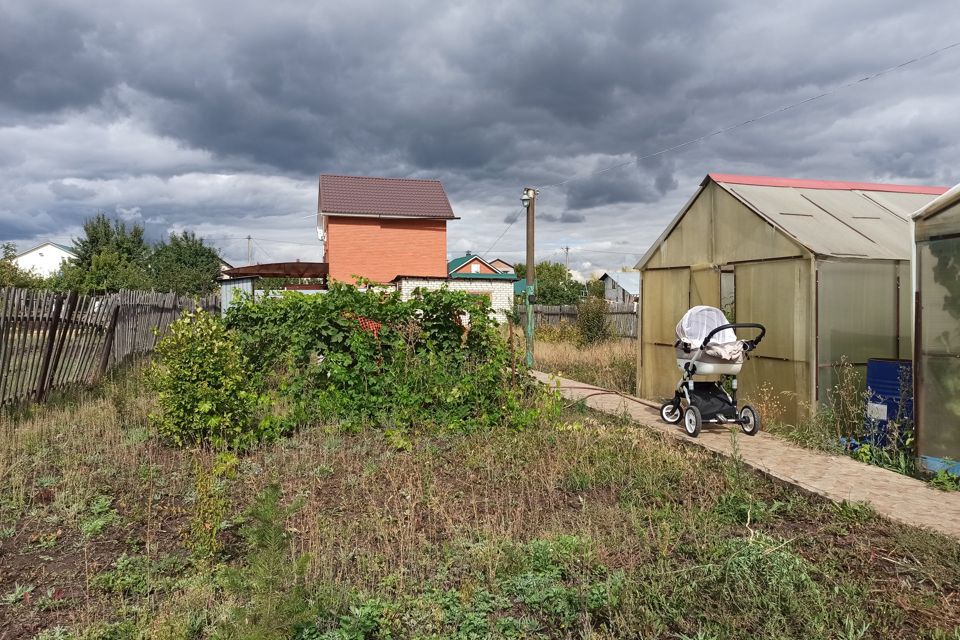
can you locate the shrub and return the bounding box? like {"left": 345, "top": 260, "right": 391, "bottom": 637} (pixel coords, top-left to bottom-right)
{"left": 225, "top": 284, "right": 550, "bottom": 434}
{"left": 535, "top": 321, "right": 579, "bottom": 343}
{"left": 150, "top": 310, "right": 274, "bottom": 450}
{"left": 576, "top": 296, "right": 611, "bottom": 346}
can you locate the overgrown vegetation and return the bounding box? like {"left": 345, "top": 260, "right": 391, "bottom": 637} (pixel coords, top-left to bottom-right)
{"left": 575, "top": 295, "right": 612, "bottom": 346}
{"left": 534, "top": 339, "right": 636, "bottom": 395}
{"left": 3, "top": 372, "right": 960, "bottom": 638}
{"left": 220, "top": 284, "right": 550, "bottom": 440}
{"left": 760, "top": 358, "right": 960, "bottom": 489}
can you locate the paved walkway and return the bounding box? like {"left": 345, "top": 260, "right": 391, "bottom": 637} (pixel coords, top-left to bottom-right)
{"left": 534, "top": 371, "right": 960, "bottom": 540}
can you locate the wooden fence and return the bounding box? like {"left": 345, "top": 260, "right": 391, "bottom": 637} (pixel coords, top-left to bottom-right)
{"left": 514, "top": 302, "right": 638, "bottom": 338}
{"left": 0, "top": 288, "right": 218, "bottom": 407}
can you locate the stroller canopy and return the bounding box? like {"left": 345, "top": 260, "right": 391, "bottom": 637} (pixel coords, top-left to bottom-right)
{"left": 676, "top": 306, "right": 736, "bottom": 346}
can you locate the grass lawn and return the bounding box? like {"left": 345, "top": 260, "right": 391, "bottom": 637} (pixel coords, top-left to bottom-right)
{"left": 1, "top": 369, "right": 960, "bottom": 639}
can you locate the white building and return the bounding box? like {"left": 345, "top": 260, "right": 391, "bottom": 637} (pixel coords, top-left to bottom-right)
{"left": 13, "top": 242, "right": 76, "bottom": 277}
{"left": 393, "top": 276, "right": 515, "bottom": 324}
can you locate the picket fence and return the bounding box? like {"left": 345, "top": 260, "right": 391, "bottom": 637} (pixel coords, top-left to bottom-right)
{"left": 0, "top": 287, "right": 218, "bottom": 407}
{"left": 514, "top": 302, "right": 638, "bottom": 338}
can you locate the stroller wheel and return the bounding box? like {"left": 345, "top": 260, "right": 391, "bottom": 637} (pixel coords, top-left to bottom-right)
{"left": 739, "top": 404, "right": 761, "bottom": 436}
{"left": 683, "top": 406, "right": 702, "bottom": 438}
{"left": 660, "top": 402, "right": 682, "bottom": 424}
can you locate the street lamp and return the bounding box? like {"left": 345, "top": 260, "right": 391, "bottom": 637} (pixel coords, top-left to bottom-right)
{"left": 522, "top": 187, "right": 537, "bottom": 368}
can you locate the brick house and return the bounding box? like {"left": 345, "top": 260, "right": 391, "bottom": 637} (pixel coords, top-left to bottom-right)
{"left": 447, "top": 252, "right": 501, "bottom": 275}
{"left": 318, "top": 174, "right": 457, "bottom": 284}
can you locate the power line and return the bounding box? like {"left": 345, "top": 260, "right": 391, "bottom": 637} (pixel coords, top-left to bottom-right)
{"left": 539, "top": 39, "right": 960, "bottom": 190}
{"left": 482, "top": 207, "right": 525, "bottom": 256}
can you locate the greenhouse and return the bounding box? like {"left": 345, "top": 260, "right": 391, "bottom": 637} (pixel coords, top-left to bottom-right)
{"left": 913, "top": 184, "right": 960, "bottom": 467}
{"left": 636, "top": 173, "right": 946, "bottom": 424}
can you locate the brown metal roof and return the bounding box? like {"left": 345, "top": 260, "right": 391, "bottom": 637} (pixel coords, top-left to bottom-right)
{"left": 221, "top": 262, "right": 329, "bottom": 278}
{"left": 318, "top": 174, "right": 457, "bottom": 219}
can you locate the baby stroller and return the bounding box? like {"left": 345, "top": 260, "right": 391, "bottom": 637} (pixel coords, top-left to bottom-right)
{"left": 659, "top": 306, "right": 766, "bottom": 438}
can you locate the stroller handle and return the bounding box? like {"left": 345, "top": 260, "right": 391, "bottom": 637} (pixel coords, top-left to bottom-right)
{"left": 701, "top": 323, "right": 766, "bottom": 350}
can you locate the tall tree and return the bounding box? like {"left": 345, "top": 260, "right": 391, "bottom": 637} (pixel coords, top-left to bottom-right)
{"left": 150, "top": 231, "right": 223, "bottom": 295}
{"left": 515, "top": 261, "right": 582, "bottom": 305}
{"left": 71, "top": 213, "right": 149, "bottom": 270}
{"left": 55, "top": 213, "right": 151, "bottom": 293}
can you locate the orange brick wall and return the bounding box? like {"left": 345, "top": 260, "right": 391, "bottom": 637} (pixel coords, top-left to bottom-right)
{"left": 325, "top": 216, "right": 448, "bottom": 283}
{"left": 452, "top": 257, "right": 497, "bottom": 274}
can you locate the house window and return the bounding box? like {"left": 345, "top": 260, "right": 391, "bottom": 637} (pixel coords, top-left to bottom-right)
{"left": 467, "top": 291, "right": 492, "bottom": 302}
{"left": 471, "top": 263, "right": 481, "bottom": 273}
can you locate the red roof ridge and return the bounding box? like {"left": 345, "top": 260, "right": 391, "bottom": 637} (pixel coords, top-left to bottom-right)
{"left": 707, "top": 173, "right": 949, "bottom": 196}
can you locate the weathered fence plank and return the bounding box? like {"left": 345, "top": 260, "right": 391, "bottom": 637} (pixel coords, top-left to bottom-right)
{"left": 514, "top": 302, "right": 638, "bottom": 338}
{"left": 0, "top": 287, "right": 221, "bottom": 407}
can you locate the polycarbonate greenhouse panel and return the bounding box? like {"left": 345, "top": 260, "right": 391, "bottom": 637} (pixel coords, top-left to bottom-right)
{"left": 798, "top": 189, "right": 911, "bottom": 259}
{"left": 639, "top": 267, "right": 690, "bottom": 398}
{"left": 816, "top": 260, "right": 901, "bottom": 366}
{"left": 917, "top": 237, "right": 960, "bottom": 460}
{"left": 713, "top": 185, "right": 806, "bottom": 264}
{"left": 734, "top": 259, "right": 811, "bottom": 362}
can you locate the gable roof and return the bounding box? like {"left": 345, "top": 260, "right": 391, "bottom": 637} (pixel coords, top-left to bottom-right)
{"left": 637, "top": 174, "right": 948, "bottom": 268}
{"left": 16, "top": 241, "right": 76, "bottom": 258}
{"left": 601, "top": 271, "right": 640, "bottom": 296}
{"left": 319, "top": 174, "right": 457, "bottom": 220}
{"left": 913, "top": 182, "right": 960, "bottom": 221}
{"left": 447, "top": 253, "right": 498, "bottom": 273}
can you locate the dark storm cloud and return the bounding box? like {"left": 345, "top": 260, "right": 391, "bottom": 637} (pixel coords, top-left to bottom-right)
{"left": 1, "top": 0, "right": 960, "bottom": 269}
{"left": 48, "top": 181, "right": 96, "bottom": 200}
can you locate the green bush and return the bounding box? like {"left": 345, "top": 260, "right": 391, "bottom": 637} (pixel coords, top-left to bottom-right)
{"left": 576, "top": 296, "right": 611, "bottom": 346}
{"left": 150, "top": 310, "right": 276, "bottom": 450}
{"left": 225, "top": 284, "right": 550, "bottom": 434}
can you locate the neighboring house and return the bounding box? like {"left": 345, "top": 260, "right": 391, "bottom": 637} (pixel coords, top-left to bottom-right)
{"left": 636, "top": 173, "right": 947, "bottom": 424}
{"left": 318, "top": 174, "right": 457, "bottom": 284}
{"left": 448, "top": 252, "right": 501, "bottom": 275}
{"left": 600, "top": 271, "right": 640, "bottom": 304}
{"left": 13, "top": 241, "right": 76, "bottom": 277}
{"left": 490, "top": 258, "right": 514, "bottom": 274}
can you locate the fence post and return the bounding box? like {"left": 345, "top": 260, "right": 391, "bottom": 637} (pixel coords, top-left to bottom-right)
{"left": 35, "top": 293, "right": 65, "bottom": 401}
{"left": 95, "top": 304, "right": 121, "bottom": 382}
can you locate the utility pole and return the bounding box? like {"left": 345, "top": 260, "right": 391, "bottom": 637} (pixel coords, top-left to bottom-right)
{"left": 563, "top": 246, "right": 570, "bottom": 270}
{"left": 522, "top": 187, "right": 538, "bottom": 368}
{"left": 246, "top": 235, "right": 252, "bottom": 264}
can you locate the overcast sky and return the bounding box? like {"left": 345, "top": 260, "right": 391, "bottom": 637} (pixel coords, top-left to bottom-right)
{"left": 2, "top": 0, "right": 959, "bottom": 278}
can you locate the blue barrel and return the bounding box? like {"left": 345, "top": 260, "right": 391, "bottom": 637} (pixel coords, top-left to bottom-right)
{"left": 864, "top": 359, "right": 913, "bottom": 446}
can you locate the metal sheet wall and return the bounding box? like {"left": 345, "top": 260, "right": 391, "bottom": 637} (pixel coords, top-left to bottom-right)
{"left": 220, "top": 278, "right": 255, "bottom": 316}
